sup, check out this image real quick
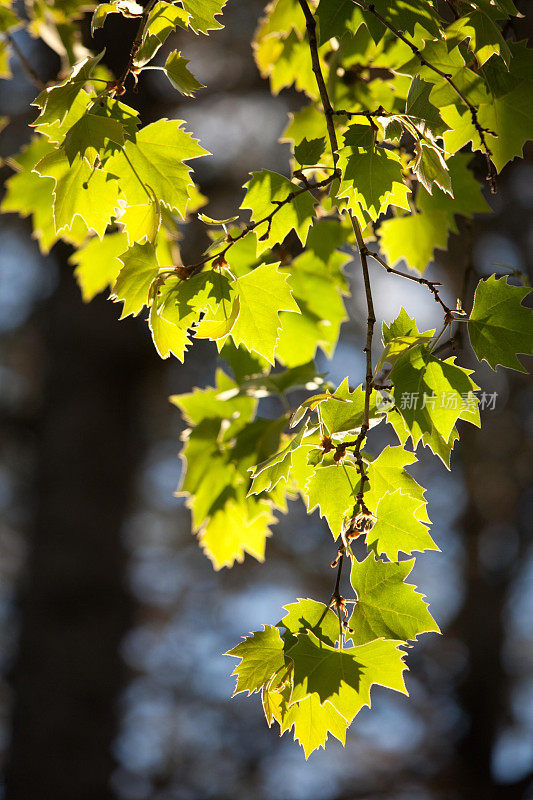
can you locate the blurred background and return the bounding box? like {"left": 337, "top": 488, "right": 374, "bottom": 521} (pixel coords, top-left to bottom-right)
{"left": 0, "top": 1, "right": 532, "bottom": 798}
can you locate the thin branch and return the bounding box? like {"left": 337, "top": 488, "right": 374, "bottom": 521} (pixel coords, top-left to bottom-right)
{"left": 363, "top": 246, "right": 453, "bottom": 316}
{"left": 297, "top": 0, "right": 340, "bottom": 168}
{"left": 351, "top": 0, "right": 497, "bottom": 192}
{"left": 4, "top": 33, "right": 45, "bottom": 89}
{"left": 112, "top": 0, "right": 158, "bottom": 95}
{"left": 298, "top": 0, "right": 375, "bottom": 516}
{"left": 182, "top": 172, "right": 337, "bottom": 277}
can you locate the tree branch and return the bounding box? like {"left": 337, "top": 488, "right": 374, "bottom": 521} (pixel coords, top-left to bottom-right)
{"left": 4, "top": 33, "right": 45, "bottom": 89}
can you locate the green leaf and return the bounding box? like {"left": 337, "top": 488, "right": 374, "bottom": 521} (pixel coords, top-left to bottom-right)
{"left": 405, "top": 75, "right": 447, "bottom": 137}
{"left": 361, "top": 0, "right": 443, "bottom": 42}
{"left": 230, "top": 261, "right": 300, "bottom": 364}
{"left": 161, "top": 50, "right": 205, "bottom": 96}
{"left": 280, "top": 691, "right": 348, "bottom": 758}
{"left": 447, "top": 3, "right": 511, "bottom": 67}
{"left": 170, "top": 367, "right": 256, "bottom": 426}
{"left": 105, "top": 119, "right": 208, "bottom": 218}
{"left": 348, "top": 554, "right": 440, "bottom": 645}
{"left": 468, "top": 275, "right": 533, "bottom": 372}
{"left": 32, "top": 51, "right": 104, "bottom": 126}
{"left": 70, "top": 231, "right": 129, "bottom": 302}
{"left": 91, "top": 1, "right": 143, "bottom": 35}
{"left": 133, "top": 1, "right": 189, "bottom": 66}
{"left": 227, "top": 625, "right": 286, "bottom": 695}
{"left": 149, "top": 302, "right": 192, "bottom": 361}
{"left": 390, "top": 344, "right": 480, "bottom": 447}
{"left": 288, "top": 632, "right": 408, "bottom": 726}
{"left": 279, "top": 599, "right": 340, "bottom": 648}
{"left": 413, "top": 143, "right": 452, "bottom": 196}
{"left": 364, "top": 444, "right": 430, "bottom": 524}
{"left": 111, "top": 241, "right": 161, "bottom": 317}
{"left": 1, "top": 136, "right": 62, "bottom": 254}
{"left": 294, "top": 136, "right": 326, "bottom": 166}
{"left": 306, "top": 463, "right": 360, "bottom": 537}
{"left": 249, "top": 425, "right": 309, "bottom": 495}
{"left": 337, "top": 146, "right": 410, "bottom": 226}
{"left": 63, "top": 112, "right": 125, "bottom": 164}
{"left": 34, "top": 150, "right": 119, "bottom": 239}
{"left": 181, "top": 0, "right": 227, "bottom": 33}
{"left": 316, "top": 0, "right": 364, "bottom": 42}
{"left": 199, "top": 495, "right": 275, "bottom": 568}
{"left": 366, "top": 489, "right": 438, "bottom": 561}
{"left": 241, "top": 170, "right": 316, "bottom": 255}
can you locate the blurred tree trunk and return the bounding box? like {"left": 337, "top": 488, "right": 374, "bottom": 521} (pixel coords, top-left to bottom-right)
{"left": 4, "top": 250, "right": 151, "bottom": 800}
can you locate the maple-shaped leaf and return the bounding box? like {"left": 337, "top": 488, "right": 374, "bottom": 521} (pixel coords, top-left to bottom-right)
{"left": 288, "top": 632, "right": 408, "bottom": 726}
{"left": 133, "top": 1, "right": 189, "bottom": 66}
{"left": 316, "top": 0, "right": 364, "bottom": 42}
{"left": 230, "top": 261, "right": 300, "bottom": 364}
{"left": 34, "top": 90, "right": 93, "bottom": 147}
{"left": 1, "top": 136, "right": 61, "bottom": 254}
{"left": 288, "top": 632, "right": 370, "bottom": 724}
{"left": 280, "top": 692, "right": 348, "bottom": 758}
{"left": 378, "top": 205, "right": 449, "bottom": 274}
{"left": 468, "top": 275, "right": 533, "bottom": 372}
{"left": 318, "top": 378, "right": 384, "bottom": 438}
{"left": 366, "top": 489, "right": 439, "bottom": 561}
{"left": 241, "top": 170, "right": 315, "bottom": 255}
{"left": 170, "top": 367, "right": 256, "bottom": 427}
{"left": 32, "top": 52, "right": 105, "bottom": 126}
{"left": 390, "top": 344, "right": 480, "bottom": 447}
{"left": 364, "top": 445, "right": 430, "bottom": 524}
{"left": 361, "top": 0, "right": 443, "bottom": 42}
{"left": 161, "top": 51, "right": 205, "bottom": 96}
{"left": 279, "top": 599, "right": 340, "bottom": 648}
{"left": 379, "top": 154, "right": 489, "bottom": 273}
{"left": 306, "top": 463, "right": 360, "bottom": 537}
{"left": 336, "top": 146, "right": 410, "bottom": 226}
{"left": 199, "top": 495, "right": 275, "bottom": 569}
{"left": 227, "top": 625, "right": 286, "bottom": 695}
{"left": 276, "top": 243, "right": 349, "bottom": 367}
{"left": 294, "top": 136, "right": 326, "bottom": 166}
{"left": 447, "top": 3, "right": 511, "bottom": 67}
{"left": 63, "top": 113, "right": 125, "bottom": 164}
{"left": 149, "top": 302, "right": 192, "bottom": 361}
{"left": 348, "top": 554, "right": 440, "bottom": 645}
{"left": 34, "top": 150, "right": 119, "bottom": 239}
{"left": 181, "top": 0, "right": 227, "bottom": 34}
{"left": 105, "top": 119, "right": 208, "bottom": 219}
{"left": 70, "top": 231, "right": 129, "bottom": 302}
{"left": 442, "top": 42, "right": 533, "bottom": 172}
{"left": 111, "top": 241, "right": 161, "bottom": 317}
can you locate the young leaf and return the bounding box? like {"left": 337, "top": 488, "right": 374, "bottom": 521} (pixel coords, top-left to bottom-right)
{"left": 161, "top": 51, "right": 205, "bottom": 96}
{"left": 32, "top": 51, "right": 105, "bottom": 126}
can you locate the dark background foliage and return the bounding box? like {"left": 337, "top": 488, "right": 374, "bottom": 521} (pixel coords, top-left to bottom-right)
{"left": 0, "top": 2, "right": 532, "bottom": 798}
